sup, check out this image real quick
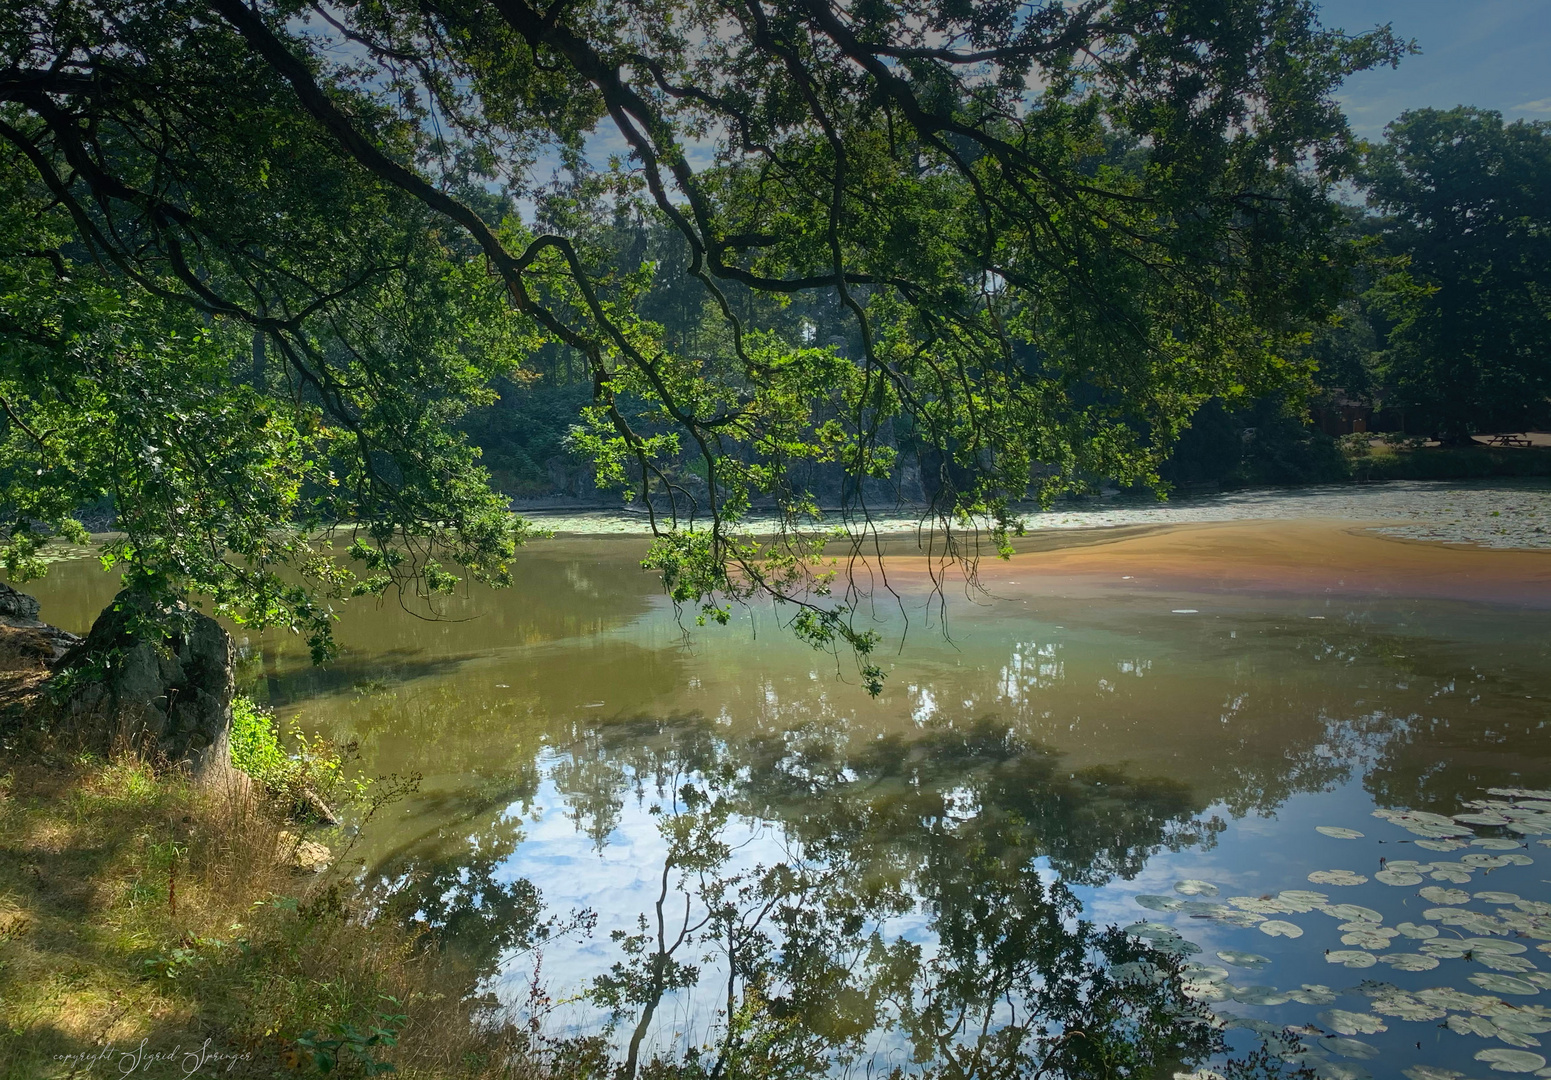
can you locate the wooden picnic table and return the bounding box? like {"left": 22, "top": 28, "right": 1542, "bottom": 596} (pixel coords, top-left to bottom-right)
{"left": 1484, "top": 433, "right": 1533, "bottom": 447}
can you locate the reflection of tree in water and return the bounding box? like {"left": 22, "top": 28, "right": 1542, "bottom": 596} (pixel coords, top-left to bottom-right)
{"left": 584, "top": 767, "right": 1228, "bottom": 1080}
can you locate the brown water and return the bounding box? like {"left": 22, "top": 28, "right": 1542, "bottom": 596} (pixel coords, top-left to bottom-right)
{"left": 21, "top": 520, "right": 1551, "bottom": 1079}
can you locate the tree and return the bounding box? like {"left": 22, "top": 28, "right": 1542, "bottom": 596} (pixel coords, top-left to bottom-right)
{"left": 1362, "top": 107, "right": 1551, "bottom": 441}
{"left": 1, "top": 0, "right": 1402, "bottom": 677}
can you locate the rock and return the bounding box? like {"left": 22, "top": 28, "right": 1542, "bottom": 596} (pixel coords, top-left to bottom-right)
{"left": 0, "top": 582, "right": 40, "bottom": 622}
{"left": 52, "top": 589, "right": 234, "bottom": 776}
{"left": 0, "top": 582, "right": 81, "bottom": 663}
{"left": 278, "top": 831, "right": 331, "bottom": 873}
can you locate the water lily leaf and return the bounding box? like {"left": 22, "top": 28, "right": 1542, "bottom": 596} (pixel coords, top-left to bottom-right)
{"left": 1150, "top": 935, "right": 1202, "bottom": 956}
{"left": 1465, "top": 939, "right": 1528, "bottom": 954}
{"left": 1314, "top": 1063, "right": 1372, "bottom": 1080}
{"left": 1424, "top": 939, "right": 1474, "bottom": 958}
{"left": 1342, "top": 930, "right": 1396, "bottom": 950}
{"left": 1494, "top": 1028, "right": 1544, "bottom": 1049}
{"left": 1180, "top": 901, "right": 1231, "bottom": 917}
{"left": 1418, "top": 987, "right": 1490, "bottom": 1010}
{"left": 1433, "top": 868, "right": 1477, "bottom": 884}
{"left": 1458, "top": 812, "right": 1513, "bottom": 826}
{"left": 1422, "top": 886, "right": 1473, "bottom": 905}
{"left": 1489, "top": 789, "right": 1551, "bottom": 801}
{"left": 1229, "top": 896, "right": 1291, "bottom": 915}
{"left": 1182, "top": 963, "right": 1230, "bottom": 983}
{"left": 1260, "top": 920, "right": 1303, "bottom": 938}
{"left": 1371, "top": 993, "right": 1446, "bottom": 1020}
{"left": 1309, "top": 870, "right": 1369, "bottom": 886}
{"left": 1508, "top": 822, "right": 1551, "bottom": 837}
{"left": 1123, "top": 921, "right": 1174, "bottom": 936}
{"left": 1318, "top": 1034, "right": 1382, "bottom": 1057}
{"left": 1519, "top": 903, "right": 1551, "bottom": 917}
{"left": 1472, "top": 974, "right": 1542, "bottom": 996}
{"left": 1218, "top": 949, "right": 1271, "bottom": 969}
{"left": 1234, "top": 985, "right": 1291, "bottom": 1005}
{"left": 1326, "top": 904, "right": 1384, "bottom": 923}
{"left": 1402, "top": 1067, "right": 1463, "bottom": 1080}
{"left": 1418, "top": 839, "right": 1470, "bottom": 852}
{"left": 1479, "top": 893, "right": 1525, "bottom": 905}
{"left": 1478, "top": 955, "right": 1539, "bottom": 973}
{"left": 1214, "top": 910, "right": 1268, "bottom": 927}
{"left": 1288, "top": 984, "right": 1339, "bottom": 1005}
{"left": 1465, "top": 854, "right": 1517, "bottom": 869}
{"left": 1319, "top": 1010, "right": 1387, "bottom": 1036}
{"left": 1135, "top": 894, "right": 1185, "bottom": 912}
{"left": 1351, "top": 979, "right": 1402, "bottom": 999}
{"left": 1318, "top": 827, "right": 1366, "bottom": 839}
{"left": 1182, "top": 980, "right": 1232, "bottom": 1002}
{"left": 1175, "top": 879, "right": 1220, "bottom": 896}
{"left": 1375, "top": 870, "right": 1424, "bottom": 886}
{"left": 1476, "top": 1049, "right": 1548, "bottom": 1073}
{"left": 1281, "top": 889, "right": 1332, "bottom": 906}
{"left": 1476, "top": 838, "right": 1527, "bottom": 851}
{"left": 1411, "top": 823, "right": 1476, "bottom": 839}
{"left": 1378, "top": 952, "right": 1441, "bottom": 971}
{"left": 1327, "top": 950, "right": 1378, "bottom": 968}
{"left": 1503, "top": 854, "right": 1536, "bottom": 866}
{"left": 1397, "top": 921, "right": 1440, "bottom": 939}
{"left": 1456, "top": 1014, "right": 1508, "bottom": 1037}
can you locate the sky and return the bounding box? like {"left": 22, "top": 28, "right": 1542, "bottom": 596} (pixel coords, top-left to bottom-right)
{"left": 1318, "top": 0, "right": 1551, "bottom": 138}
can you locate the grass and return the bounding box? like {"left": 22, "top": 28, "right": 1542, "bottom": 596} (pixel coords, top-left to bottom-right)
{"left": 0, "top": 632, "right": 561, "bottom": 1080}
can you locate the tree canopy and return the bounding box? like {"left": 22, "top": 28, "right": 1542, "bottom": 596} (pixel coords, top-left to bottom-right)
{"left": 1, "top": 0, "right": 1402, "bottom": 671}
{"left": 1362, "top": 106, "right": 1551, "bottom": 440}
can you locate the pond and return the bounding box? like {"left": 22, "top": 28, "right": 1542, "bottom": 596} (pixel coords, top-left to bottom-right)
{"left": 22, "top": 486, "right": 1551, "bottom": 1080}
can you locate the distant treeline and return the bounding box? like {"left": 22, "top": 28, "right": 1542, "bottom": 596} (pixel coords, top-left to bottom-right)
{"left": 467, "top": 106, "right": 1550, "bottom": 501}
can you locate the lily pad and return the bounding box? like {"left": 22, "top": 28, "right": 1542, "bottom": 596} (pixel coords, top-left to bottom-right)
{"left": 1377, "top": 952, "right": 1441, "bottom": 972}
{"left": 1371, "top": 993, "right": 1446, "bottom": 1020}
{"left": 1402, "top": 1068, "right": 1463, "bottom": 1080}
{"left": 1464, "top": 854, "right": 1517, "bottom": 869}
{"left": 1234, "top": 985, "right": 1291, "bottom": 1005}
{"left": 1453, "top": 1014, "right": 1504, "bottom": 1037}
{"left": 1315, "top": 1064, "right": 1372, "bottom": 1080}
{"left": 1418, "top": 986, "right": 1490, "bottom": 1010}
{"left": 1476, "top": 838, "right": 1527, "bottom": 851}
{"left": 1479, "top": 955, "right": 1538, "bottom": 973}
{"left": 1327, "top": 950, "right": 1378, "bottom": 968}
{"left": 1260, "top": 920, "right": 1303, "bottom": 938}
{"left": 1342, "top": 929, "right": 1397, "bottom": 950}
{"left": 1471, "top": 974, "right": 1541, "bottom": 996}
{"left": 1479, "top": 892, "right": 1525, "bottom": 905}
{"left": 1326, "top": 904, "right": 1384, "bottom": 923}
{"left": 1458, "top": 812, "right": 1513, "bottom": 826}
{"left": 1135, "top": 894, "right": 1185, "bottom": 912}
{"left": 1422, "top": 886, "right": 1474, "bottom": 904}
{"left": 1318, "top": 826, "right": 1366, "bottom": 839}
{"left": 1319, "top": 1010, "right": 1387, "bottom": 1036}
{"left": 1519, "top": 902, "right": 1551, "bottom": 916}
{"left": 1281, "top": 889, "right": 1332, "bottom": 907}
{"left": 1503, "top": 853, "right": 1536, "bottom": 866}
{"left": 1419, "top": 839, "right": 1470, "bottom": 852}
{"left": 1375, "top": 869, "right": 1425, "bottom": 886}
{"left": 1397, "top": 921, "right": 1440, "bottom": 939}
{"left": 1288, "top": 984, "right": 1339, "bottom": 1004}
{"left": 1182, "top": 980, "right": 1232, "bottom": 1002}
{"left": 1218, "top": 949, "right": 1272, "bottom": 969}
{"left": 1318, "top": 1035, "right": 1381, "bottom": 1058}
{"left": 1182, "top": 963, "right": 1230, "bottom": 983}
{"left": 1175, "top": 879, "right": 1220, "bottom": 896}
{"left": 1309, "top": 869, "right": 1368, "bottom": 886}
{"left": 1476, "top": 1049, "right": 1548, "bottom": 1073}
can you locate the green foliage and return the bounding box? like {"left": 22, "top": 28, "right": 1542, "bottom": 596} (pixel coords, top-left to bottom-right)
{"left": 229, "top": 695, "right": 367, "bottom": 810}
{"left": 294, "top": 996, "right": 405, "bottom": 1076}
{"left": 1362, "top": 107, "right": 1551, "bottom": 439}
{"left": 1, "top": 0, "right": 1406, "bottom": 684}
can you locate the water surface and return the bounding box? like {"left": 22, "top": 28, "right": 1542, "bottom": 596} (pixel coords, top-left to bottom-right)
{"left": 22, "top": 512, "right": 1551, "bottom": 1079}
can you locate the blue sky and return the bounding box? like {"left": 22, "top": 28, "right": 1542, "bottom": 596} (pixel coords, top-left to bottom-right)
{"left": 1318, "top": 1, "right": 1551, "bottom": 137}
